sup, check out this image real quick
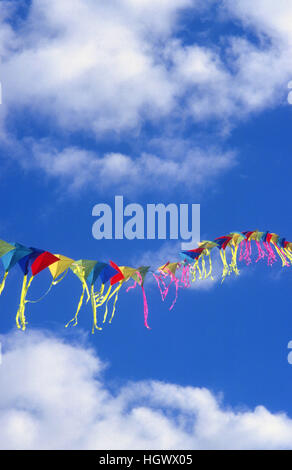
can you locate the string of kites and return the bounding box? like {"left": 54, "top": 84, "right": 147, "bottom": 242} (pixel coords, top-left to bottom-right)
{"left": 0, "top": 230, "right": 291, "bottom": 333}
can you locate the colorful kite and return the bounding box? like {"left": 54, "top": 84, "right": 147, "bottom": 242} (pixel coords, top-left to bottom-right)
{"left": 0, "top": 230, "right": 292, "bottom": 332}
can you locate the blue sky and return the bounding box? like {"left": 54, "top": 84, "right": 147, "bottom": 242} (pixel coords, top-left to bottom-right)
{"left": 1, "top": 0, "right": 292, "bottom": 450}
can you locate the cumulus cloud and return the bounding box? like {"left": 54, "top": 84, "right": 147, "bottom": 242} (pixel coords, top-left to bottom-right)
{"left": 1, "top": 0, "right": 292, "bottom": 192}
{"left": 1, "top": 0, "right": 292, "bottom": 136}
{"left": 0, "top": 330, "right": 292, "bottom": 450}
{"left": 0, "top": 0, "right": 190, "bottom": 133}
{"left": 23, "top": 141, "right": 235, "bottom": 193}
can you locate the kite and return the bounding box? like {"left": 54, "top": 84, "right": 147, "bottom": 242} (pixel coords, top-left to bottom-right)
{"left": 0, "top": 229, "right": 292, "bottom": 332}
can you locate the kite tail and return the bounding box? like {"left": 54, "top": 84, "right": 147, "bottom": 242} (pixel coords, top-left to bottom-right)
{"left": 206, "top": 250, "right": 214, "bottom": 281}
{"left": 192, "top": 259, "right": 202, "bottom": 282}
{"left": 16, "top": 274, "right": 34, "bottom": 331}
{"left": 141, "top": 283, "right": 150, "bottom": 328}
{"left": 180, "top": 264, "right": 191, "bottom": 287}
{"left": 99, "top": 284, "right": 114, "bottom": 323}
{"left": 186, "top": 263, "right": 190, "bottom": 286}
{"left": 161, "top": 275, "right": 174, "bottom": 301}
{"left": 134, "top": 272, "right": 150, "bottom": 329}
{"left": 65, "top": 279, "right": 88, "bottom": 328}
{"left": 255, "top": 241, "right": 266, "bottom": 263}
{"left": 103, "top": 283, "right": 122, "bottom": 324}
{"left": 243, "top": 240, "right": 252, "bottom": 265}
{"left": 191, "top": 261, "right": 197, "bottom": 282}
{"left": 154, "top": 268, "right": 179, "bottom": 311}
{"left": 152, "top": 272, "right": 166, "bottom": 301}
{"left": 196, "top": 259, "right": 202, "bottom": 280}
{"left": 126, "top": 281, "right": 137, "bottom": 292}
{"left": 180, "top": 265, "right": 186, "bottom": 286}
{"left": 169, "top": 274, "right": 179, "bottom": 311}
{"left": 229, "top": 246, "right": 240, "bottom": 276}
{"left": 91, "top": 283, "right": 111, "bottom": 324}
{"left": 263, "top": 242, "right": 277, "bottom": 266}
{"left": 273, "top": 244, "right": 289, "bottom": 267}
{"left": 284, "top": 248, "right": 292, "bottom": 263}
{"left": 91, "top": 285, "right": 102, "bottom": 333}
{"left": 200, "top": 254, "right": 206, "bottom": 279}
{"left": 220, "top": 249, "right": 229, "bottom": 282}
{"left": 0, "top": 271, "right": 8, "bottom": 296}
{"left": 109, "top": 282, "right": 122, "bottom": 324}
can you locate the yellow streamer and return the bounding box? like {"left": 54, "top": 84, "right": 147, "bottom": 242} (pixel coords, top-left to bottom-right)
{"left": 206, "top": 250, "right": 214, "bottom": 280}
{"left": 102, "top": 282, "right": 122, "bottom": 324}
{"left": 274, "top": 244, "right": 289, "bottom": 267}
{"left": 0, "top": 271, "right": 8, "bottom": 295}
{"left": 16, "top": 275, "right": 34, "bottom": 330}
{"left": 229, "top": 246, "right": 240, "bottom": 276}
{"left": 201, "top": 254, "right": 207, "bottom": 279}
{"left": 65, "top": 278, "right": 89, "bottom": 328}
{"left": 284, "top": 248, "right": 292, "bottom": 263}
{"left": 91, "top": 285, "right": 102, "bottom": 333}
{"left": 220, "top": 250, "right": 229, "bottom": 283}
{"left": 94, "top": 283, "right": 105, "bottom": 303}
{"left": 109, "top": 283, "right": 122, "bottom": 324}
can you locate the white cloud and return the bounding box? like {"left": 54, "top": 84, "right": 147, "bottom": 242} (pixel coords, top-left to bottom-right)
{"left": 27, "top": 141, "right": 236, "bottom": 193}
{"left": 1, "top": 0, "right": 292, "bottom": 136}
{"left": 1, "top": 0, "right": 292, "bottom": 193}
{"left": 222, "top": 0, "right": 292, "bottom": 44}
{"left": 0, "top": 0, "right": 190, "bottom": 133}
{"left": 0, "top": 330, "right": 292, "bottom": 450}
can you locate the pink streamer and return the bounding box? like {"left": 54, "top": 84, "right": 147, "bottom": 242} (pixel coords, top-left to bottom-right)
{"left": 152, "top": 272, "right": 166, "bottom": 301}
{"left": 255, "top": 241, "right": 266, "bottom": 263}
{"left": 180, "top": 265, "right": 191, "bottom": 288}
{"left": 169, "top": 276, "right": 179, "bottom": 311}
{"left": 126, "top": 281, "right": 137, "bottom": 292}
{"left": 263, "top": 242, "right": 277, "bottom": 266}
{"left": 243, "top": 240, "right": 252, "bottom": 265}
{"left": 239, "top": 240, "right": 244, "bottom": 262}
{"left": 126, "top": 273, "right": 150, "bottom": 329}
{"left": 136, "top": 272, "right": 150, "bottom": 329}
{"left": 277, "top": 246, "right": 290, "bottom": 267}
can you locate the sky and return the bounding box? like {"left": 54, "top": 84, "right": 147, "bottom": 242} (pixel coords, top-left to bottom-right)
{"left": 0, "top": 0, "right": 292, "bottom": 450}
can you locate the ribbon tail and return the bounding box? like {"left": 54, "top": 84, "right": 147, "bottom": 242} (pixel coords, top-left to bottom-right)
{"left": 66, "top": 281, "right": 86, "bottom": 328}
{"left": 16, "top": 275, "right": 34, "bottom": 331}
{"left": 109, "top": 283, "right": 122, "bottom": 324}
{"left": 91, "top": 285, "right": 102, "bottom": 333}
{"left": 220, "top": 250, "right": 229, "bottom": 283}
{"left": 141, "top": 283, "right": 150, "bottom": 329}
{"left": 0, "top": 271, "right": 8, "bottom": 296}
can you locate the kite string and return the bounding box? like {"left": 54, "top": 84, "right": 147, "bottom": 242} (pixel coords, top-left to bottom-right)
{"left": 28, "top": 269, "right": 70, "bottom": 304}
